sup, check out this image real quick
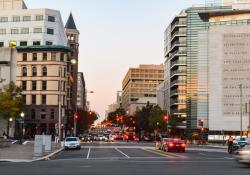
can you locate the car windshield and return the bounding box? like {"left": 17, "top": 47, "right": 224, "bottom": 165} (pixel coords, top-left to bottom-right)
{"left": 66, "top": 138, "right": 77, "bottom": 142}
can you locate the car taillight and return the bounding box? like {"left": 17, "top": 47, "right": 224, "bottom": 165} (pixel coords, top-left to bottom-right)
{"left": 181, "top": 143, "right": 186, "bottom": 147}
{"left": 133, "top": 135, "right": 136, "bottom": 139}
{"left": 169, "top": 143, "right": 174, "bottom": 147}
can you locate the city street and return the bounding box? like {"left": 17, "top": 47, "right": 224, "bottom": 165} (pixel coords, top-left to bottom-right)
{"left": 0, "top": 142, "right": 249, "bottom": 175}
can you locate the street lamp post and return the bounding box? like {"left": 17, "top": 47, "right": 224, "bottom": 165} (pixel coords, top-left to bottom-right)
{"left": 19, "top": 112, "right": 24, "bottom": 144}
{"left": 239, "top": 84, "right": 243, "bottom": 138}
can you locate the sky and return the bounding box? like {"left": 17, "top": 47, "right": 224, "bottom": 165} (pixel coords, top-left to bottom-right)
{"left": 25, "top": 0, "right": 206, "bottom": 121}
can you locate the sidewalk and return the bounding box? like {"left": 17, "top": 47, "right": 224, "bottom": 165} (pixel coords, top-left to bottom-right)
{"left": 0, "top": 141, "right": 62, "bottom": 162}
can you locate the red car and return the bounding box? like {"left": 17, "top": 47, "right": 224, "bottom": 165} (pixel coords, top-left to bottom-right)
{"left": 124, "top": 132, "right": 136, "bottom": 141}
{"left": 161, "top": 138, "right": 186, "bottom": 152}
{"left": 113, "top": 133, "right": 123, "bottom": 140}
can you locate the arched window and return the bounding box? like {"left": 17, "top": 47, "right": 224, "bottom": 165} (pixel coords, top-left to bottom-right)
{"left": 32, "top": 67, "right": 37, "bottom": 76}
{"left": 22, "top": 67, "right": 27, "bottom": 76}
{"left": 42, "top": 67, "right": 47, "bottom": 76}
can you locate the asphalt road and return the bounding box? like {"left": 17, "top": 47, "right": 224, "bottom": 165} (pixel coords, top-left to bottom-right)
{"left": 0, "top": 141, "right": 249, "bottom": 175}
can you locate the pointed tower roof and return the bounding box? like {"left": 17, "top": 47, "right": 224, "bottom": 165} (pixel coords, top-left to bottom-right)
{"left": 65, "top": 12, "right": 77, "bottom": 30}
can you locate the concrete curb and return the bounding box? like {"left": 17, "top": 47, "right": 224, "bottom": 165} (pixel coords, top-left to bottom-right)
{"left": 0, "top": 147, "right": 63, "bottom": 163}
{"left": 34, "top": 147, "right": 64, "bottom": 161}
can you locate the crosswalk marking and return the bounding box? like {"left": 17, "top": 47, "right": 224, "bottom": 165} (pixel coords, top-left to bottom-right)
{"left": 86, "top": 148, "right": 91, "bottom": 159}
{"left": 115, "top": 148, "right": 130, "bottom": 158}
{"left": 142, "top": 148, "right": 187, "bottom": 158}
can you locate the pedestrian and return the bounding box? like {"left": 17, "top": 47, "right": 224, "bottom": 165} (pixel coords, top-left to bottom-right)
{"left": 3, "top": 131, "right": 7, "bottom": 139}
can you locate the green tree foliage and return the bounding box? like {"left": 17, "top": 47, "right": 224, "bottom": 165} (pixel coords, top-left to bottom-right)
{"left": 0, "top": 82, "right": 24, "bottom": 121}
{"left": 107, "top": 108, "right": 126, "bottom": 124}
{"left": 77, "top": 110, "right": 98, "bottom": 131}
{"left": 148, "top": 105, "right": 168, "bottom": 132}
{"left": 135, "top": 102, "right": 152, "bottom": 132}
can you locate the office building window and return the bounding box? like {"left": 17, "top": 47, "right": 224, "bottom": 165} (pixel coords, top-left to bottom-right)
{"left": 48, "top": 16, "right": 55, "bottom": 22}
{"left": 42, "top": 95, "right": 46, "bottom": 104}
{"left": 23, "top": 16, "right": 31, "bottom": 21}
{"left": 32, "top": 67, "right": 37, "bottom": 76}
{"left": 43, "top": 53, "right": 47, "bottom": 61}
{"left": 0, "top": 42, "right": 4, "bottom": 47}
{"left": 0, "top": 29, "right": 6, "bottom": 35}
{"left": 11, "top": 29, "right": 19, "bottom": 34}
{"left": 42, "top": 67, "right": 47, "bottom": 76}
{"left": 32, "top": 53, "right": 37, "bottom": 61}
{"left": 22, "top": 67, "right": 27, "bottom": 76}
{"left": 33, "top": 41, "right": 40, "bottom": 46}
{"left": 20, "top": 41, "right": 27, "bottom": 46}
{"left": 0, "top": 17, "right": 8, "bottom": 22}
{"left": 22, "top": 81, "right": 27, "bottom": 90}
{"left": 22, "top": 95, "right": 26, "bottom": 104}
{"left": 21, "top": 28, "right": 29, "bottom": 34}
{"left": 60, "top": 53, "right": 64, "bottom": 61}
{"left": 50, "top": 109, "right": 55, "bottom": 119}
{"left": 32, "top": 81, "right": 36, "bottom": 90}
{"left": 12, "top": 16, "right": 20, "bottom": 22}
{"left": 31, "top": 109, "right": 36, "bottom": 120}
{"left": 42, "top": 81, "right": 47, "bottom": 90}
{"left": 51, "top": 52, "right": 56, "bottom": 61}
{"left": 41, "top": 109, "right": 46, "bottom": 119}
{"left": 47, "top": 28, "right": 54, "bottom": 35}
{"left": 35, "top": 15, "right": 43, "bottom": 21}
{"left": 32, "top": 95, "right": 36, "bottom": 104}
{"left": 46, "top": 41, "right": 53, "bottom": 45}
{"left": 34, "top": 28, "right": 42, "bottom": 33}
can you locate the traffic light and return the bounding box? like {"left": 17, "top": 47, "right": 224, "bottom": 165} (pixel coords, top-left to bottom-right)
{"left": 74, "top": 113, "right": 79, "bottom": 120}
{"left": 163, "top": 115, "right": 169, "bottom": 121}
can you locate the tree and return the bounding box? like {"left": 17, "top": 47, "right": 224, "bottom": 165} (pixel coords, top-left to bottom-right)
{"left": 0, "top": 82, "right": 24, "bottom": 121}
{"left": 135, "top": 102, "right": 153, "bottom": 133}
{"left": 148, "top": 105, "right": 168, "bottom": 132}
{"left": 107, "top": 108, "right": 126, "bottom": 124}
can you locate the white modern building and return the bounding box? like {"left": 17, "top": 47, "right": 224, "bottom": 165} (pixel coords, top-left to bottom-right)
{"left": 77, "top": 72, "right": 86, "bottom": 110}
{"left": 0, "top": 0, "right": 67, "bottom": 48}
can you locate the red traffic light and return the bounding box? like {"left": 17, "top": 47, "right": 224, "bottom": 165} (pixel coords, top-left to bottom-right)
{"left": 74, "top": 113, "right": 79, "bottom": 120}
{"left": 163, "top": 115, "right": 169, "bottom": 121}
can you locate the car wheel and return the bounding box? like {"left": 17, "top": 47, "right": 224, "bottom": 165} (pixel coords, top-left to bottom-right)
{"left": 163, "top": 146, "right": 167, "bottom": 152}
{"left": 182, "top": 149, "right": 185, "bottom": 153}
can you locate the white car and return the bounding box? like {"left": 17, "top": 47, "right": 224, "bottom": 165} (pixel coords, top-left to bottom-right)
{"left": 64, "top": 137, "right": 81, "bottom": 150}
{"left": 235, "top": 144, "right": 250, "bottom": 164}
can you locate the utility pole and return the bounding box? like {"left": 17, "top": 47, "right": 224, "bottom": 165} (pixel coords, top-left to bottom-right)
{"left": 248, "top": 100, "right": 250, "bottom": 138}
{"left": 58, "top": 67, "right": 62, "bottom": 144}
{"left": 239, "top": 84, "right": 243, "bottom": 139}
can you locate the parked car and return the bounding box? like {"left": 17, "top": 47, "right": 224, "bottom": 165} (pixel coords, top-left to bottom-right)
{"left": 161, "top": 138, "right": 186, "bottom": 152}
{"left": 124, "top": 132, "right": 136, "bottom": 141}
{"left": 64, "top": 137, "right": 81, "bottom": 150}
{"left": 234, "top": 143, "right": 250, "bottom": 164}
{"left": 95, "top": 135, "right": 108, "bottom": 141}
{"left": 113, "top": 133, "right": 124, "bottom": 140}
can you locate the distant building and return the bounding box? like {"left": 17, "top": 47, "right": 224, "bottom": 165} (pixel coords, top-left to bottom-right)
{"left": 105, "top": 103, "right": 118, "bottom": 119}
{"left": 77, "top": 72, "right": 86, "bottom": 110}
{"left": 116, "top": 91, "right": 122, "bottom": 109}
{"left": 156, "top": 81, "right": 165, "bottom": 110}
{"left": 122, "top": 64, "right": 164, "bottom": 115}
{"left": 0, "top": 0, "right": 67, "bottom": 47}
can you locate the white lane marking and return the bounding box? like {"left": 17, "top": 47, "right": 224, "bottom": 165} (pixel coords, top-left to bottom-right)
{"left": 224, "top": 157, "right": 233, "bottom": 159}
{"left": 86, "top": 148, "right": 91, "bottom": 159}
{"left": 199, "top": 153, "right": 206, "bottom": 156}
{"left": 115, "top": 148, "right": 130, "bottom": 158}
